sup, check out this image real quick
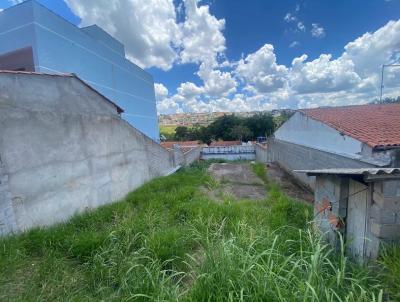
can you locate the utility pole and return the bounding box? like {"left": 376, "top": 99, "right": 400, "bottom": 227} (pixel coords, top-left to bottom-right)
{"left": 380, "top": 64, "right": 400, "bottom": 102}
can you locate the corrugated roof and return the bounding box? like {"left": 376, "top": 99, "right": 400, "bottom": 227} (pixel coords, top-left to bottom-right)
{"left": 295, "top": 168, "right": 400, "bottom": 177}
{"left": 298, "top": 104, "right": 400, "bottom": 149}
{"left": 0, "top": 70, "right": 124, "bottom": 114}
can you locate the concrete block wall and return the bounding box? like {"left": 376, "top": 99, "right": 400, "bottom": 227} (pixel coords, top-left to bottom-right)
{"left": 255, "top": 143, "right": 268, "bottom": 163}
{"left": 173, "top": 145, "right": 186, "bottom": 167}
{"left": 314, "top": 175, "right": 400, "bottom": 261}
{"left": 183, "top": 147, "right": 202, "bottom": 166}
{"left": 371, "top": 180, "right": 400, "bottom": 241}
{"left": 267, "top": 139, "right": 375, "bottom": 190}
{"left": 0, "top": 72, "right": 176, "bottom": 234}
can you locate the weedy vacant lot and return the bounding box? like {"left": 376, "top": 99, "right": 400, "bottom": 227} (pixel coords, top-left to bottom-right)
{"left": 0, "top": 161, "right": 398, "bottom": 301}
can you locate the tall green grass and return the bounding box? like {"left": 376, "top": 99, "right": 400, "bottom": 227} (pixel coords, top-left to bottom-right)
{"left": 379, "top": 244, "right": 400, "bottom": 301}
{"left": 0, "top": 161, "right": 393, "bottom": 301}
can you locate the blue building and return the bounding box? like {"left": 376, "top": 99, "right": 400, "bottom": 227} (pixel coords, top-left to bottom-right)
{"left": 0, "top": 0, "right": 159, "bottom": 141}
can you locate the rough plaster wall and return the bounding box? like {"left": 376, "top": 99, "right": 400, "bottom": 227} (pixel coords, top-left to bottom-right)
{"left": 370, "top": 181, "right": 400, "bottom": 242}
{"left": 0, "top": 73, "right": 175, "bottom": 233}
{"left": 255, "top": 143, "right": 269, "bottom": 163}
{"left": 184, "top": 147, "right": 202, "bottom": 166}
{"left": 267, "top": 139, "right": 376, "bottom": 190}
{"left": 0, "top": 157, "right": 17, "bottom": 235}
{"left": 173, "top": 145, "right": 186, "bottom": 167}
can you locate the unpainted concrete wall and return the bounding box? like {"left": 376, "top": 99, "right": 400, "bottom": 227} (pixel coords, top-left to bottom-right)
{"left": 254, "top": 143, "right": 268, "bottom": 163}
{"left": 0, "top": 72, "right": 175, "bottom": 235}
{"left": 266, "top": 139, "right": 376, "bottom": 190}
{"left": 183, "top": 147, "right": 202, "bottom": 166}
{"left": 370, "top": 180, "right": 400, "bottom": 242}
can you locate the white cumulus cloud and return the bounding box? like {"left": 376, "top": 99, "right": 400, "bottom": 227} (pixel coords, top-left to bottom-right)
{"left": 62, "top": 0, "right": 400, "bottom": 113}
{"left": 154, "top": 83, "right": 169, "bottom": 101}
{"left": 235, "top": 44, "right": 288, "bottom": 93}
{"left": 180, "top": 0, "right": 226, "bottom": 65}
{"left": 65, "top": 0, "right": 226, "bottom": 70}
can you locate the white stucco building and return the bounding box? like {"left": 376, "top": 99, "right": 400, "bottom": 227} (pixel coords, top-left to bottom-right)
{"left": 268, "top": 104, "right": 400, "bottom": 189}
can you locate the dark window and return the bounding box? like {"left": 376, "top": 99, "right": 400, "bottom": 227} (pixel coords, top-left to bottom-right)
{"left": 0, "top": 47, "right": 35, "bottom": 72}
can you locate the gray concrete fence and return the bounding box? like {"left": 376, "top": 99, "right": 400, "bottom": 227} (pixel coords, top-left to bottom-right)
{"left": 0, "top": 72, "right": 199, "bottom": 235}
{"left": 255, "top": 139, "right": 376, "bottom": 190}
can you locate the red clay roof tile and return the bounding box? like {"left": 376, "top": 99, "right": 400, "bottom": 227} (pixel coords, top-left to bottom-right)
{"left": 210, "top": 141, "right": 242, "bottom": 147}
{"left": 160, "top": 141, "right": 201, "bottom": 150}
{"left": 299, "top": 103, "right": 400, "bottom": 149}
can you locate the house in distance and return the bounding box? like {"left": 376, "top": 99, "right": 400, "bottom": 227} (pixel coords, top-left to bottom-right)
{"left": 268, "top": 103, "right": 400, "bottom": 190}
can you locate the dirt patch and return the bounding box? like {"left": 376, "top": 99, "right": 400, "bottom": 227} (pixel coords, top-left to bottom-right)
{"left": 208, "top": 163, "right": 264, "bottom": 186}
{"left": 206, "top": 163, "right": 266, "bottom": 201}
{"left": 266, "top": 163, "right": 313, "bottom": 203}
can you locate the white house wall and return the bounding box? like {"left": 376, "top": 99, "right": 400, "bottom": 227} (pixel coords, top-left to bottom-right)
{"left": 275, "top": 112, "right": 364, "bottom": 159}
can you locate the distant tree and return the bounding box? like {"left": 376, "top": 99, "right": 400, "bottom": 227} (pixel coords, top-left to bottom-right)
{"left": 174, "top": 126, "right": 189, "bottom": 141}
{"left": 169, "top": 112, "right": 282, "bottom": 143}
{"left": 371, "top": 96, "right": 400, "bottom": 104}
{"left": 197, "top": 126, "right": 212, "bottom": 145}
{"left": 244, "top": 113, "right": 275, "bottom": 138}
{"left": 229, "top": 125, "right": 252, "bottom": 142}
{"left": 207, "top": 114, "right": 242, "bottom": 141}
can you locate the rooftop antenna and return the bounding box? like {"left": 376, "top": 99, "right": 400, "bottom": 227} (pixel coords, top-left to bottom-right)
{"left": 380, "top": 63, "right": 400, "bottom": 102}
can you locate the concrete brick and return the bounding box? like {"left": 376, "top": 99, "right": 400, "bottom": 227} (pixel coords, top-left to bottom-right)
{"left": 383, "top": 180, "right": 400, "bottom": 198}
{"left": 373, "top": 191, "right": 400, "bottom": 211}
{"left": 370, "top": 204, "right": 397, "bottom": 224}
{"left": 373, "top": 191, "right": 385, "bottom": 207}
{"left": 371, "top": 221, "right": 400, "bottom": 239}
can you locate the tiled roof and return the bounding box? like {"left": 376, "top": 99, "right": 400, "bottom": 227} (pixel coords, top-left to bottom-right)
{"left": 210, "top": 141, "right": 242, "bottom": 147}
{"left": 160, "top": 141, "right": 201, "bottom": 151}
{"left": 299, "top": 103, "right": 400, "bottom": 149}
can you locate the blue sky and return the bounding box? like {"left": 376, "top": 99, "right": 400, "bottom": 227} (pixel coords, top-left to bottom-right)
{"left": 1, "top": 0, "right": 400, "bottom": 113}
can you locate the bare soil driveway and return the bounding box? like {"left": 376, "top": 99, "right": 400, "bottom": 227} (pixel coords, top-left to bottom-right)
{"left": 206, "top": 162, "right": 313, "bottom": 203}
{"left": 207, "top": 163, "right": 266, "bottom": 200}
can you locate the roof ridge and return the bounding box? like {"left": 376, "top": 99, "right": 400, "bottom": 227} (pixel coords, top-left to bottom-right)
{"left": 298, "top": 102, "right": 400, "bottom": 112}
{"left": 297, "top": 104, "right": 400, "bottom": 149}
